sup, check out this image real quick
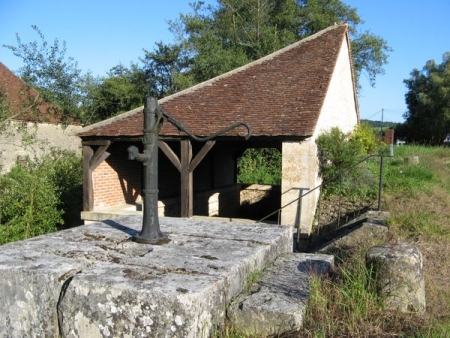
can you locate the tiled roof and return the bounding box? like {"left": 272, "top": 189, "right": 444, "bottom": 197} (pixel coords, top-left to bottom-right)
{"left": 79, "top": 23, "right": 353, "bottom": 139}
{"left": 0, "top": 62, "right": 69, "bottom": 124}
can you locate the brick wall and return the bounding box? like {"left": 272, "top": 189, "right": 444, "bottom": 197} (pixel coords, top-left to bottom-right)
{"left": 93, "top": 143, "right": 142, "bottom": 209}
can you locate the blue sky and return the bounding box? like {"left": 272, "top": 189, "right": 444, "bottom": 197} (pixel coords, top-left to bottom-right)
{"left": 1, "top": 0, "right": 449, "bottom": 123}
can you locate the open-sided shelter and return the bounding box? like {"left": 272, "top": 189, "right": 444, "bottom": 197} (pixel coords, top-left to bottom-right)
{"left": 78, "top": 23, "right": 359, "bottom": 237}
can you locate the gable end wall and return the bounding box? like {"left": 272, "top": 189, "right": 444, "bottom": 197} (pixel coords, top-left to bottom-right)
{"left": 281, "top": 37, "right": 358, "bottom": 235}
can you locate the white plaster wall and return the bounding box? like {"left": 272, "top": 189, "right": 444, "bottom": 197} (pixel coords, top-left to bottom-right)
{"left": 280, "top": 37, "right": 358, "bottom": 235}
{"left": 314, "top": 37, "right": 358, "bottom": 137}
{"left": 0, "top": 121, "right": 82, "bottom": 173}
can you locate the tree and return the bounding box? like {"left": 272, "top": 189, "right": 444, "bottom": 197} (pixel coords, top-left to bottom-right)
{"left": 141, "top": 42, "right": 191, "bottom": 97}
{"left": 144, "top": 0, "right": 391, "bottom": 93}
{"left": 86, "top": 63, "right": 149, "bottom": 121}
{"left": 3, "top": 25, "right": 85, "bottom": 121}
{"left": 402, "top": 52, "right": 450, "bottom": 144}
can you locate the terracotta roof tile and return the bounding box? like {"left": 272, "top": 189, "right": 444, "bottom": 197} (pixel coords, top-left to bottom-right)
{"left": 79, "top": 24, "right": 352, "bottom": 139}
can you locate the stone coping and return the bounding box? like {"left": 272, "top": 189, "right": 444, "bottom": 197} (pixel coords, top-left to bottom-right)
{"left": 0, "top": 216, "right": 292, "bottom": 338}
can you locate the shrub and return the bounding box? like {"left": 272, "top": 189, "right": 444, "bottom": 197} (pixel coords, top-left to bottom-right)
{"left": 0, "top": 150, "right": 82, "bottom": 244}
{"left": 0, "top": 164, "right": 62, "bottom": 244}
{"left": 351, "top": 122, "right": 382, "bottom": 155}
{"left": 40, "top": 150, "right": 83, "bottom": 228}
{"left": 316, "top": 126, "right": 381, "bottom": 199}
{"left": 237, "top": 148, "right": 281, "bottom": 185}
{"left": 316, "top": 127, "right": 360, "bottom": 181}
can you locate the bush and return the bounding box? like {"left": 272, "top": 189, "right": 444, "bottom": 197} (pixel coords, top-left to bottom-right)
{"left": 351, "top": 122, "right": 382, "bottom": 154}
{"left": 0, "top": 164, "right": 62, "bottom": 244}
{"left": 40, "top": 150, "right": 83, "bottom": 228}
{"left": 0, "top": 151, "right": 82, "bottom": 245}
{"left": 316, "top": 126, "right": 381, "bottom": 198}
{"left": 237, "top": 148, "right": 281, "bottom": 185}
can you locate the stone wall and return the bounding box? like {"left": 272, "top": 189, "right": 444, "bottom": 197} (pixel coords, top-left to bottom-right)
{"left": 281, "top": 139, "right": 320, "bottom": 234}
{"left": 0, "top": 121, "right": 82, "bottom": 174}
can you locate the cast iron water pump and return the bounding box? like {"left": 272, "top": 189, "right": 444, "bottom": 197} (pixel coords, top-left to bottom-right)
{"left": 128, "top": 96, "right": 251, "bottom": 244}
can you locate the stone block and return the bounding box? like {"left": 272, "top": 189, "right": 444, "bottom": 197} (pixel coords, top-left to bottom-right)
{"left": 0, "top": 216, "right": 292, "bottom": 337}
{"left": 404, "top": 156, "right": 419, "bottom": 165}
{"left": 316, "top": 211, "right": 389, "bottom": 253}
{"left": 367, "top": 243, "right": 425, "bottom": 313}
{"left": 0, "top": 238, "right": 90, "bottom": 338}
{"left": 228, "top": 253, "right": 334, "bottom": 336}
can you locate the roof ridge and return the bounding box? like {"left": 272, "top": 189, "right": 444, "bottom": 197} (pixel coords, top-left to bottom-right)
{"left": 79, "top": 23, "right": 348, "bottom": 135}
{"left": 159, "top": 23, "right": 348, "bottom": 104}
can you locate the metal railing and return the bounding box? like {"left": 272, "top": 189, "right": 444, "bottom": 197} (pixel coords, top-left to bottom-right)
{"left": 258, "top": 146, "right": 393, "bottom": 247}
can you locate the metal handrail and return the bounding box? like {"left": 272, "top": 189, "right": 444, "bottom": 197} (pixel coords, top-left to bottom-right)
{"left": 257, "top": 150, "right": 393, "bottom": 245}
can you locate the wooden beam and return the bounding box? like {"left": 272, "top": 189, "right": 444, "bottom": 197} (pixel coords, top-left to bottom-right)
{"left": 180, "top": 140, "right": 193, "bottom": 217}
{"left": 158, "top": 141, "right": 181, "bottom": 172}
{"left": 82, "top": 145, "right": 94, "bottom": 211}
{"left": 89, "top": 141, "right": 111, "bottom": 171}
{"left": 189, "top": 141, "right": 216, "bottom": 172}
{"left": 82, "top": 140, "right": 111, "bottom": 146}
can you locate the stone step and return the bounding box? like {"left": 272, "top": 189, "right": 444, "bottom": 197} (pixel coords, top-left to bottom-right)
{"left": 228, "top": 252, "right": 334, "bottom": 336}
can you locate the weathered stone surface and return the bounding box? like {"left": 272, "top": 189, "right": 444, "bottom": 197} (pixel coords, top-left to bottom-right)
{"left": 0, "top": 216, "right": 292, "bottom": 337}
{"left": 367, "top": 243, "right": 426, "bottom": 313}
{"left": 0, "top": 239, "right": 90, "bottom": 338}
{"left": 316, "top": 211, "right": 389, "bottom": 253}
{"left": 228, "top": 253, "right": 334, "bottom": 336}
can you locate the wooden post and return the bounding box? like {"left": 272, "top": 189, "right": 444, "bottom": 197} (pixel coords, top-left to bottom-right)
{"left": 82, "top": 140, "right": 111, "bottom": 212}
{"left": 180, "top": 140, "right": 193, "bottom": 217}
{"left": 162, "top": 140, "right": 216, "bottom": 218}
{"left": 82, "top": 145, "right": 94, "bottom": 211}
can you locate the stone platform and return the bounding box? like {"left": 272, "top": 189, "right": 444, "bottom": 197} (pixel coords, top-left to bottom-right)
{"left": 0, "top": 216, "right": 292, "bottom": 338}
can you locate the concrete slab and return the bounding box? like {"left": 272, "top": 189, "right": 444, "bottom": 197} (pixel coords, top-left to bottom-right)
{"left": 0, "top": 216, "right": 292, "bottom": 338}
{"left": 228, "top": 253, "right": 334, "bottom": 336}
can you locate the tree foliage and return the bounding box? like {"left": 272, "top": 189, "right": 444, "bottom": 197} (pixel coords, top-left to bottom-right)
{"left": 3, "top": 25, "right": 85, "bottom": 121}
{"left": 141, "top": 42, "right": 191, "bottom": 98}
{"left": 400, "top": 52, "right": 450, "bottom": 144}
{"left": 145, "top": 0, "right": 391, "bottom": 92}
{"left": 2, "top": 26, "right": 154, "bottom": 124}
{"left": 85, "top": 64, "right": 148, "bottom": 121}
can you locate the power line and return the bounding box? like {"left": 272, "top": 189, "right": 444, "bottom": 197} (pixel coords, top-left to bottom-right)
{"left": 364, "top": 110, "right": 382, "bottom": 120}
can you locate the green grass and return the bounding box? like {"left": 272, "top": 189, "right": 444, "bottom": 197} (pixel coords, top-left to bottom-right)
{"left": 300, "top": 145, "right": 450, "bottom": 337}
{"left": 303, "top": 252, "right": 384, "bottom": 337}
